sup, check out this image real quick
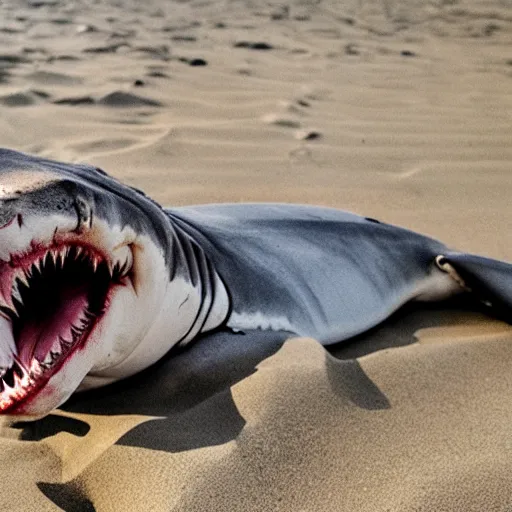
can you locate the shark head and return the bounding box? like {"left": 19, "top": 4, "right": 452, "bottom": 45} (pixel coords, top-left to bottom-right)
{"left": 0, "top": 148, "right": 181, "bottom": 419}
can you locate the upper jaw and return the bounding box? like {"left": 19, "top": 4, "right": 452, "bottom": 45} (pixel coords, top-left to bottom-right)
{"left": 0, "top": 242, "right": 132, "bottom": 318}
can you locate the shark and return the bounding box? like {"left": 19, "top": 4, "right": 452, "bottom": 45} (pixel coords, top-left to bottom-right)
{"left": 0, "top": 148, "right": 509, "bottom": 418}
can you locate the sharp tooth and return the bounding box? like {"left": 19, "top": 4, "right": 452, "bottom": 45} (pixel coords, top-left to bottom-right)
{"left": 11, "top": 286, "right": 23, "bottom": 308}
{"left": 13, "top": 277, "right": 27, "bottom": 299}
{"left": 92, "top": 258, "right": 99, "bottom": 272}
{"left": 119, "top": 252, "right": 133, "bottom": 277}
{"left": 39, "top": 362, "right": 51, "bottom": 372}
{"left": 125, "top": 251, "right": 133, "bottom": 273}
{"left": 30, "top": 361, "right": 43, "bottom": 378}
{"left": 14, "top": 359, "right": 26, "bottom": 376}
{"left": 11, "top": 279, "right": 19, "bottom": 296}
{"left": 59, "top": 336, "right": 72, "bottom": 350}
{"left": 0, "top": 305, "right": 19, "bottom": 319}
{"left": 33, "top": 259, "right": 43, "bottom": 274}
{"left": 50, "top": 338, "right": 62, "bottom": 354}
{"left": 51, "top": 250, "right": 59, "bottom": 266}
{"left": 84, "top": 309, "right": 95, "bottom": 321}
{"left": 43, "top": 352, "right": 53, "bottom": 366}
{"left": 16, "top": 271, "right": 29, "bottom": 288}
{"left": 75, "top": 247, "right": 83, "bottom": 259}
{"left": 0, "top": 297, "right": 18, "bottom": 318}
{"left": 58, "top": 249, "right": 66, "bottom": 267}
{"left": 30, "top": 370, "right": 41, "bottom": 379}
{"left": 13, "top": 372, "right": 24, "bottom": 388}
{"left": 2, "top": 376, "right": 12, "bottom": 390}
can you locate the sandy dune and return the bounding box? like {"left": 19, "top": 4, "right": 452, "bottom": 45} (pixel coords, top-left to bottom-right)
{"left": 0, "top": 0, "right": 511, "bottom": 510}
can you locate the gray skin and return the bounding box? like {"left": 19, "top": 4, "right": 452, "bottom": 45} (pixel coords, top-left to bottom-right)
{"left": 0, "top": 147, "right": 511, "bottom": 417}
{"left": 169, "top": 204, "right": 451, "bottom": 344}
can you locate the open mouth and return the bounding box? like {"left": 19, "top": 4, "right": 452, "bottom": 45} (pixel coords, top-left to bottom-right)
{"left": 0, "top": 244, "right": 131, "bottom": 413}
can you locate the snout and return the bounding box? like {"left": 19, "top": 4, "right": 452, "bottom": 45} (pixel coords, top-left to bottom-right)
{"left": 0, "top": 180, "right": 93, "bottom": 264}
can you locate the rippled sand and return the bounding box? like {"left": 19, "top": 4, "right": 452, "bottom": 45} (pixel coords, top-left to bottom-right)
{"left": 0, "top": 0, "right": 511, "bottom": 510}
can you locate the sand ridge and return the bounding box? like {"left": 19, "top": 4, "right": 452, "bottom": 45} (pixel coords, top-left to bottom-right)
{"left": 0, "top": 0, "right": 511, "bottom": 510}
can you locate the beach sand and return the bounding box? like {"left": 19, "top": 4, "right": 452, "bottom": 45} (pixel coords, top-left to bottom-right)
{"left": 0, "top": 0, "right": 511, "bottom": 510}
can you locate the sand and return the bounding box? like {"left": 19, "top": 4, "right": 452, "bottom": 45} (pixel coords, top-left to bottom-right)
{"left": 0, "top": 0, "right": 511, "bottom": 510}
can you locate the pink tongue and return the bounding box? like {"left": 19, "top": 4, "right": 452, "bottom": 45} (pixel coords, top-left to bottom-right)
{"left": 17, "top": 288, "right": 89, "bottom": 367}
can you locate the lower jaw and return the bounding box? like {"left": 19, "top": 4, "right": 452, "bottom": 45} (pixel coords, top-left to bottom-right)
{"left": 1, "top": 358, "right": 70, "bottom": 415}
{"left": 1, "top": 321, "right": 100, "bottom": 415}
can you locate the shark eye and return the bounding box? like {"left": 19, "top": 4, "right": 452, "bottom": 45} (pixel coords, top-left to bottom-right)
{"left": 0, "top": 246, "right": 130, "bottom": 411}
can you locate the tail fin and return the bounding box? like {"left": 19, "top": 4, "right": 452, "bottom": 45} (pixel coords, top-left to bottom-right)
{"left": 438, "top": 252, "right": 512, "bottom": 322}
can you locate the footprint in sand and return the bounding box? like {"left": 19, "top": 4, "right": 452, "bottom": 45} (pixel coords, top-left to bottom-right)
{"left": 46, "top": 54, "right": 80, "bottom": 63}
{"left": 0, "top": 54, "right": 29, "bottom": 68}
{"left": 25, "top": 70, "right": 82, "bottom": 85}
{"left": 83, "top": 43, "right": 128, "bottom": 54}
{"left": 177, "top": 57, "right": 208, "bottom": 67}
{"left": 188, "top": 58, "right": 207, "bottom": 66}
{"left": 53, "top": 96, "right": 95, "bottom": 106}
{"left": 0, "top": 89, "right": 50, "bottom": 107}
{"left": 53, "top": 91, "right": 162, "bottom": 108}
{"left": 130, "top": 45, "right": 170, "bottom": 61}
{"left": 75, "top": 24, "right": 97, "bottom": 34}
{"left": 171, "top": 35, "right": 197, "bottom": 42}
{"left": 0, "top": 25, "right": 25, "bottom": 35}
{"left": 146, "top": 70, "right": 170, "bottom": 78}
{"left": 295, "top": 129, "right": 322, "bottom": 141}
{"left": 262, "top": 97, "right": 321, "bottom": 141}
{"left": 234, "top": 41, "right": 275, "bottom": 51}
{"left": 27, "top": 0, "right": 59, "bottom": 7}
{"left": 262, "top": 113, "right": 301, "bottom": 129}
{"left": 98, "top": 91, "right": 162, "bottom": 107}
{"left": 277, "top": 99, "right": 312, "bottom": 116}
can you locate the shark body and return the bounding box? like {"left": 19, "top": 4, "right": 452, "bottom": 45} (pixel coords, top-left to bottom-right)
{"left": 0, "top": 148, "right": 509, "bottom": 418}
